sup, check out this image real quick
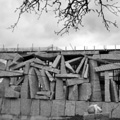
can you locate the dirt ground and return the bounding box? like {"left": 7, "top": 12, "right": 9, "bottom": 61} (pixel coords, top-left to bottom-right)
{"left": 57, "top": 115, "right": 120, "bottom": 120}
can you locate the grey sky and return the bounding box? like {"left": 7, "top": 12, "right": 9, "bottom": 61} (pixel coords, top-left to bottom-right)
{"left": 0, "top": 0, "right": 120, "bottom": 50}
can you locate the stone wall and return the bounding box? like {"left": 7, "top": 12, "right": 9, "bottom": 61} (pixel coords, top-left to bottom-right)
{"left": 0, "top": 98, "right": 120, "bottom": 119}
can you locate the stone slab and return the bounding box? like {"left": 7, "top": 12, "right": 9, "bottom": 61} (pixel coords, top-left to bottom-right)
{"left": 1, "top": 98, "right": 11, "bottom": 114}
{"left": 51, "top": 100, "right": 65, "bottom": 117}
{"left": 55, "top": 78, "right": 65, "bottom": 100}
{"left": 40, "top": 70, "right": 50, "bottom": 90}
{"left": 21, "top": 76, "right": 30, "bottom": 98}
{"left": 65, "top": 101, "right": 75, "bottom": 116}
{"left": 102, "top": 102, "right": 117, "bottom": 118}
{"left": 0, "top": 70, "right": 23, "bottom": 77}
{"left": 82, "top": 57, "right": 88, "bottom": 77}
{"left": 66, "top": 78, "right": 89, "bottom": 86}
{"left": 60, "top": 55, "right": 66, "bottom": 74}
{"left": 50, "top": 82, "right": 55, "bottom": 100}
{"left": 110, "top": 79, "right": 118, "bottom": 102}
{"left": 30, "top": 116, "right": 49, "bottom": 120}
{"left": 30, "top": 99, "right": 40, "bottom": 116}
{"left": 5, "top": 87, "right": 20, "bottom": 98}
{"left": 20, "top": 98, "right": 31, "bottom": 115}
{"left": 10, "top": 77, "right": 18, "bottom": 85}
{"left": 13, "top": 53, "right": 23, "bottom": 62}
{"left": 65, "top": 62, "right": 75, "bottom": 73}
{"left": 34, "top": 68, "right": 45, "bottom": 90}
{"left": 78, "top": 83, "right": 91, "bottom": 101}
{"left": 76, "top": 57, "right": 85, "bottom": 73}
{"left": 29, "top": 67, "right": 39, "bottom": 98}
{"left": 51, "top": 55, "right": 61, "bottom": 68}
{"left": 35, "top": 95, "right": 49, "bottom": 100}
{"left": 75, "top": 101, "right": 89, "bottom": 115}
{"left": 0, "top": 78, "right": 10, "bottom": 97}
{"left": 112, "top": 102, "right": 120, "bottom": 118}
{"left": 37, "top": 91, "right": 51, "bottom": 97}
{"left": 1, "top": 115, "right": 13, "bottom": 120}
{"left": 31, "top": 63, "right": 60, "bottom": 74}
{"left": 68, "top": 85, "right": 78, "bottom": 100}
{"left": 40, "top": 100, "right": 52, "bottom": 117}
{"left": 45, "top": 71, "right": 55, "bottom": 82}
{"left": 10, "top": 99, "right": 20, "bottom": 115}
{"left": 0, "top": 98, "right": 3, "bottom": 112}
{"left": 66, "top": 57, "right": 81, "bottom": 64}
{"left": 105, "top": 71, "right": 111, "bottom": 102}
{"left": 89, "top": 60, "right": 102, "bottom": 101}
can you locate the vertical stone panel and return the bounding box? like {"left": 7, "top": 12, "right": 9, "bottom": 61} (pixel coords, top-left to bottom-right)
{"left": 105, "top": 71, "right": 111, "bottom": 102}
{"left": 30, "top": 99, "right": 40, "bottom": 116}
{"left": 1, "top": 98, "right": 11, "bottom": 114}
{"left": 68, "top": 85, "right": 78, "bottom": 100}
{"left": 51, "top": 100, "right": 65, "bottom": 117}
{"left": 78, "top": 83, "right": 91, "bottom": 101}
{"left": 20, "top": 98, "right": 31, "bottom": 116}
{"left": 89, "top": 60, "right": 102, "bottom": 101}
{"left": 75, "top": 101, "right": 89, "bottom": 115}
{"left": 65, "top": 101, "right": 75, "bottom": 116}
{"left": 10, "top": 99, "right": 20, "bottom": 115}
{"left": 40, "top": 100, "right": 52, "bottom": 117}
{"left": 55, "top": 78, "right": 64, "bottom": 100}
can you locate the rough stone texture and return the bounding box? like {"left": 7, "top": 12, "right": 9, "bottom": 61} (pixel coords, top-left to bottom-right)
{"left": 21, "top": 76, "right": 30, "bottom": 99}
{"left": 10, "top": 77, "right": 18, "bottom": 85}
{"left": 0, "top": 78, "right": 10, "bottom": 97}
{"left": 102, "top": 102, "right": 117, "bottom": 118}
{"left": 89, "top": 60, "right": 102, "bottom": 101}
{"left": 75, "top": 101, "right": 89, "bottom": 115}
{"left": 34, "top": 69, "right": 45, "bottom": 90}
{"left": 55, "top": 78, "right": 65, "bottom": 100}
{"left": 29, "top": 67, "right": 39, "bottom": 98}
{"left": 0, "top": 98, "right": 3, "bottom": 112}
{"left": 78, "top": 83, "right": 91, "bottom": 101}
{"left": 30, "top": 116, "right": 48, "bottom": 120}
{"left": 30, "top": 99, "right": 40, "bottom": 116}
{"left": 40, "top": 100, "right": 52, "bottom": 117}
{"left": 51, "top": 100, "right": 65, "bottom": 117}
{"left": 0, "top": 81, "right": 5, "bottom": 97}
{"left": 110, "top": 102, "right": 120, "bottom": 118}
{"left": 1, "top": 115, "right": 13, "bottom": 120}
{"left": 65, "top": 101, "right": 75, "bottom": 116}
{"left": 5, "top": 87, "right": 20, "bottom": 98}
{"left": 1, "top": 98, "right": 11, "bottom": 114}
{"left": 110, "top": 79, "right": 118, "bottom": 102}
{"left": 21, "top": 116, "right": 29, "bottom": 120}
{"left": 52, "top": 55, "right": 61, "bottom": 68}
{"left": 55, "top": 55, "right": 66, "bottom": 100}
{"left": 10, "top": 99, "right": 20, "bottom": 115}
{"left": 68, "top": 85, "right": 78, "bottom": 100}
{"left": 105, "top": 71, "right": 111, "bottom": 102}
{"left": 20, "top": 98, "right": 31, "bottom": 116}
{"left": 40, "top": 70, "right": 50, "bottom": 91}
{"left": 50, "top": 82, "right": 55, "bottom": 99}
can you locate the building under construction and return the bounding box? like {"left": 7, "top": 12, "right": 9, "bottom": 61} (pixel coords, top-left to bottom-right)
{"left": 0, "top": 48, "right": 120, "bottom": 119}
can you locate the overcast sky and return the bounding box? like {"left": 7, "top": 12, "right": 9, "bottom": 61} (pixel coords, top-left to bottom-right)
{"left": 0, "top": 0, "right": 120, "bottom": 50}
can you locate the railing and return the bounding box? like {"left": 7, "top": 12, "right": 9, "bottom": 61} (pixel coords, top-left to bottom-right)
{"left": 0, "top": 45, "right": 120, "bottom": 52}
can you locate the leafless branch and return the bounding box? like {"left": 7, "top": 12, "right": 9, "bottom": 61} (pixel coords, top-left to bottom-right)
{"left": 10, "top": 0, "right": 120, "bottom": 34}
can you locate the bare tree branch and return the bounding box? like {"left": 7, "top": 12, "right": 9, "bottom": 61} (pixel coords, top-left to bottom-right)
{"left": 10, "top": 0, "right": 120, "bottom": 35}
